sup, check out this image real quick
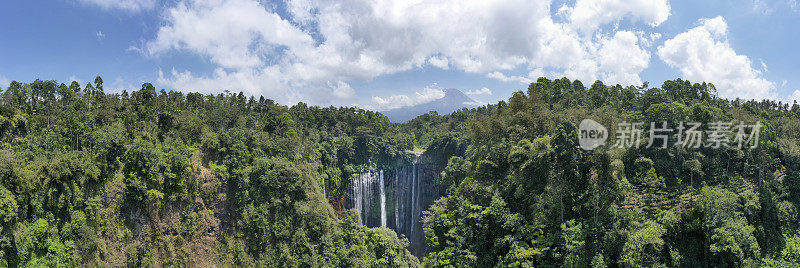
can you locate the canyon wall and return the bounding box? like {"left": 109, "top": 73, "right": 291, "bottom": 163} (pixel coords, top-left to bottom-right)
{"left": 348, "top": 153, "right": 445, "bottom": 256}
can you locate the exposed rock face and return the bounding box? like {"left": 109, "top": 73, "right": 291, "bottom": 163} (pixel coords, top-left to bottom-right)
{"left": 348, "top": 153, "right": 445, "bottom": 257}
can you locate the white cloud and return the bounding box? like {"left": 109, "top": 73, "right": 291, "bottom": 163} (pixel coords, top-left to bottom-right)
{"left": 328, "top": 81, "right": 356, "bottom": 100}
{"left": 67, "top": 76, "right": 83, "bottom": 85}
{"left": 527, "top": 69, "right": 546, "bottom": 81}
{"left": 96, "top": 31, "right": 105, "bottom": 41}
{"left": 427, "top": 56, "right": 450, "bottom": 70}
{"left": 487, "top": 71, "right": 534, "bottom": 84}
{"left": 147, "top": 0, "right": 315, "bottom": 70}
{"left": 157, "top": 67, "right": 300, "bottom": 102}
{"left": 597, "top": 31, "right": 650, "bottom": 86}
{"left": 751, "top": 0, "right": 800, "bottom": 14}
{"left": 80, "top": 0, "right": 156, "bottom": 12}
{"left": 636, "top": 31, "right": 662, "bottom": 47}
{"left": 0, "top": 75, "right": 9, "bottom": 89}
{"left": 370, "top": 85, "right": 446, "bottom": 111}
{"left": 463, "top": 101, "right": 487, "bottom": 106}
{"left": 791, "top": 90, "right": 800, "bottom": 103}
{"left": 752, "top": 0, "right": 773, "bottom": 14}
{"left": 147, "top": 0, "right": 666, "bottom": 106}
{"left": 466, "top": 87, "right": 493, "bottom": 96}
{"left": 657, "top": 16, "right": 776, "bottom": 100}
{"left": 286, "top": 0, "right": 315, "bottom": 25}
{"left": 105, "top": 77, "right": 137, "bottom": 93}
{"left": 565, "top": 0, "right": 671, "bottom": 34}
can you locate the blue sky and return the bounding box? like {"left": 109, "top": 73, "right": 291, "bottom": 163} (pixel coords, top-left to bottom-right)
{"left": 1, "top": 0, "right": 799, "bottom": 110}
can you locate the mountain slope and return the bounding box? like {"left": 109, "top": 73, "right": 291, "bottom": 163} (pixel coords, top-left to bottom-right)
{"left": 382, "top": 88, "right": 480, "bottom": 123}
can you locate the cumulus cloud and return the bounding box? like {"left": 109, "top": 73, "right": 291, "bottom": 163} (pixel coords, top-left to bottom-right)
{"left": 487, "top": 71, "right": 534, "bottom": 84}
{"left": 427, "top": 56, "right": 450, "bottom": 70}
{"left": 637, "top": 32, "right": 662, "bottom": 48}
{"left": 498, "top": 30, "right": 651, "bottom": 86}
{"left": 146, "top": 0, "right": 669, "bottom": 107}
{"left": 328, "top": 81, "right": 356, "bottom": 100}
{"left": 657, "top": 16, "right": 776, "bottom": 100}
{"left": 597, "top": 31, "right": 650, "bottom": 86}
{"left": 157, "top": 67, "right": 301, "bottom": 102}
{"left": 285, "top": 0, "right": 315, "bottom": 25}
{"left": 564, "top": 0, "right": 671, "bottom": 34}
{"left": 80, "top": 0, "right": 156, "bottom": 12}
{"left": 370, "top": 85, "right": 446, "bottom": 111}
{"left": 466, "top": 87, "right": 493, "bottom": 96}
{"left": 147, "top": 0, "right": 314, "bottom": 70}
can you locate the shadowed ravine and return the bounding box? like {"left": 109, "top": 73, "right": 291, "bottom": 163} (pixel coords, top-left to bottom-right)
{"left": 348, "top": 155, "right": 444, "bottom": 257}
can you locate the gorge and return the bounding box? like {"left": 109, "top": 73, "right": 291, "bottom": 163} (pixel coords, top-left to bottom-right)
{"left": 348, "top": 154, "right": 445, "bottom": 256}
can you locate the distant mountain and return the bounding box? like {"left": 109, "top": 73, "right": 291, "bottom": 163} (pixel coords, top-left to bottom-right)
{"left": 382, "top": 88, "right": 480, "bottom": 123}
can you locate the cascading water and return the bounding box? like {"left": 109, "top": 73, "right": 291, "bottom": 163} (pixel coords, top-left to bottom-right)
{"left": 353, "top": 171, "right": 376, "bottom": 226}
{"left": 380, "top": 170, "right": 386, "bottom": 227}
{"left": 409, "top": 162, "right": 417, "bottom": 245}
{"left": 352, "top": 173, "right": 361, "bottom": 223}
{"left": 394, "top": 170, "right": 400, "bottom": 231}
{"left": 348, "top": 154, "right": 441, "bottom": 257}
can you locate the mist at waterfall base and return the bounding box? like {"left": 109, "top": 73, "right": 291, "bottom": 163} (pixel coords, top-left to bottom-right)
{"left": 348, "top": 162, "right": 441, "bottom": 257}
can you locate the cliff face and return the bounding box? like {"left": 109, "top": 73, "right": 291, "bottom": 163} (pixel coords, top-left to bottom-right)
{"left": 347, "top": 151, "right": 446, "bottom": 257}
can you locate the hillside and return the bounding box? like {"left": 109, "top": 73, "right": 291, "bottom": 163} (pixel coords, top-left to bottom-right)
{"left": 410, "top": 78, "right": 800, "bottom": 267}
{"left": 1, "top": 77, "right": 800, "bottom": 267}
{"left": 0, "top": 79, "right": 419, "bottom": 266}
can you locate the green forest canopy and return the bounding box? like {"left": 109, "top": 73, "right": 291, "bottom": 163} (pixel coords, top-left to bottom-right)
{"left": 0, "top": 76, "right": 799, "bottom": 267}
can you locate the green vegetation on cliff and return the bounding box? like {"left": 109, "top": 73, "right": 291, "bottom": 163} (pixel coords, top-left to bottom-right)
{"left": 0, "top": 78, "right": 417, "bottom": 266}
{"left": 419, "top": 78, "right": 800, "bottom": 267}
{"left": 2, "top": 76, "right": 800, "bottom": 267}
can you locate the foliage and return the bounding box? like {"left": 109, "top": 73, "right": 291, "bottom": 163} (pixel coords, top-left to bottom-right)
{"left": 2, "top": 76, "right": 799, "bottom": 267}
{"left": 420, "top": 78, "right": 800, "bottom": 267}
{"left": 0, "top": 78, "right": 417, "bottom": 266}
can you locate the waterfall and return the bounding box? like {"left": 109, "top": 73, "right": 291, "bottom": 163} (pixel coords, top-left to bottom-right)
{"left": 365, "top": 172, "right": 371, "bottom": 225}
{"left": 352, "top": 171, "right": 376, "bottom": 225}
{"left": 352, "top": 172, "right": 361, "bottom": 224}
{"left": 394, "top": 170, "right": 399, "bottom": 230}
{"left": 380, "top": 170, "right": 386, "bottom": 228}
{"left": 409, "top": 163, "right": 416, "bottom": 242}
{"left": 348, "top": 156, "right": 440, "bottom": 257}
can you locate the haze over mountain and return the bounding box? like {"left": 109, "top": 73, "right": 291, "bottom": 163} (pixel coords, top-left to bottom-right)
{"left": 382, "top": 88, "right": 480, "bottom": 122}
